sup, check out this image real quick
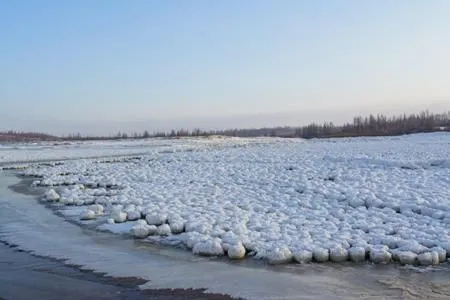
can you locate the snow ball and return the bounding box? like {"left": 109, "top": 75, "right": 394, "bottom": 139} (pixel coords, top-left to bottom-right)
{"left": 193, "top": 239, "right": 224, "bottom": 256}
{"left": 330, "top": 247, "right": 349, "bottom": 262}
{"left": 89, "top": 204, "right": 104, "bottom": 215}
{"left": 74, "top": 199, "right": 85, "bottom": 206}
{"left": 293, "top": 249, "right": 313, "bottom": 264}
{"left": 131, "top": 224, "right": 151, "bottom": 239}
{"left": 430, "top": 247, "right": 447, "bottom": 263}
{"left": 267, "top": 246, "right": 293, "bottom": 265}
{"left": 136, "top": 219, "right": 148, "bottom": 226}
{"left": 185, "top": 233, "right": 208, "bottom": 249}
{"left": 80, "top": 210, "right": 96, "bottom": 221}
{"left": 348, "top": 247, "right": 366, "bottom": 262}
{"left": 156, "top": 224, "right": 171, "bottom": 236}
{"left": 111, "top": 211, "right": 127, "bottom": 223}
{"left": 313, "top": 247, "right": 330, "bottom": 263}
{"left": 169, "top": 221, "right": 185, "bottom": 234}
{"left": 370, "top": 249, "right": 391, "bottom": 264}
{"left": 107, "top": 218, "right": 115, "bottom": 224}
{"left": 228, "top": 243, "right": 246, "bottom": 260}
{"left": 397, "top": 251, "right": 418, "bottom": 265}
{"left": 417, "top": 252, "right": 434, "bottom": 266}
{"left": 126, "top": 210, "right": 141, "bottom": 221}
{"left": 45, "top": 189, "right": 60, "bottom": 202}
{"left": 145, "top": 213, "right": 167, "bottom": 226}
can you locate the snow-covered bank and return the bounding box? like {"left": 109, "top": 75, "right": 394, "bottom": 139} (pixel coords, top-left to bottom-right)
{"left": 8, "top": 133, "right": 449, "bottom": 266}
{"left": 0, "top": 136, "right": 274, "bottom": 164}
{"left": 7, "top": 174, "right": 450, "bottom": 300}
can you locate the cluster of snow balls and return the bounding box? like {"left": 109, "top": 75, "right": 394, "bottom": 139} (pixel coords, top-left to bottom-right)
{"left": 44, "top": 189, "right": 60, "bottom": 202}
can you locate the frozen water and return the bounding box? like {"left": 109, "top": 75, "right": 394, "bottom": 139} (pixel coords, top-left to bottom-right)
{"left": 2, "top": 133, "right": 450, "bottom": 266}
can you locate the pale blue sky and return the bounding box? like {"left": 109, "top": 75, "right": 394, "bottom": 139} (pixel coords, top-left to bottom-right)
{"left": 1, "top": 0, "right": 450, "bottom": 134}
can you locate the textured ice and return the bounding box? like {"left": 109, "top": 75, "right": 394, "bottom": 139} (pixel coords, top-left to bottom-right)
{"left": 9, "top": 133, "right": 450, "bottom": 265}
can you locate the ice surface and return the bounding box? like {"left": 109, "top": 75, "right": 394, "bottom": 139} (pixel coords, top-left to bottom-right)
{"left": 5, "top": 133, "right": 450, "bottom": 265}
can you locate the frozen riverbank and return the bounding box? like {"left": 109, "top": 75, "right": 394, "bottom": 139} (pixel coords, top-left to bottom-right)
{"left": 1, "top": 173, "right": 449, "bottom": 300}
{"left": 13, "top": 133, "right": 450, "bottom": 266}
{"left": 1, "top": 134, "right": 450, "bottom": 299}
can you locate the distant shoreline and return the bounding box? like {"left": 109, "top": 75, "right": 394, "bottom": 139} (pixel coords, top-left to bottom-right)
{"left": 2, "top": 110, "right": 449, "bottom": 141}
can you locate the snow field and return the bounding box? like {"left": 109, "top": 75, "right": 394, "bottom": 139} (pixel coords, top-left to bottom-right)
{"left": 16, "top": 133, "right": 450, "bottom": 266}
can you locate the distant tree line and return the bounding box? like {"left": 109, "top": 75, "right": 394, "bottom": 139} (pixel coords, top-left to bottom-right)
{"left": 63, "top": 110, "right": 450, "bottom": 140}
{"left": 0, "top": 130, "right": 58, "bottom": 142}
{"left": 2, "top": 110, "right": 449, "bottom": 142}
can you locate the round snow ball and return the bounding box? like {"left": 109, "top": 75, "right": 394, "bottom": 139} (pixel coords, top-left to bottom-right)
{"left": 348, "top": 247, "right": 366, "bottom": 262}
{"left": 417, "top": 252, "right": 434, "bottom": 266}
{"left": 147, "top": 225, "right": 158, "bottom": 235}
{"left": 156, "top": 224, "right": 171, "bottom": 236}
{"left": 193, "top": 240, "right": 224, "bottom": 257}
{"left": 431, "top": 247, "right": 446, "bottom": 263}
{"left": 127, "top": 210, "right": 141, "bottom": 221}
{"left": 267, "top": 246, "right": 293, "bottom": 265}
{"left": 45, "top": 189, "right": 60, "bottom": 202}
{"left": 112, "top": 211, "right": 127, "bottom": 223}
{"left": 80, "top": 210, "right": 96, "bottom": 221}
{"left": 228, "top": 244, "right": 246, "bottom": 260}
{"left": 131, "top": 224, "right": 151, "bottom": 239}
{"left": 146, "top": 213, "right": 167, "bottom": 226}
{"left": 107, "top": 218, "right": 115, "bottom": 224}
{"left": 136, "top": 219, "right": 148, "bottom": 226}
{"left": 397, "top": 251, "right": 418, "bottom": 265}
{"left": 313, "top": 248, "right": 330, "bottom": 263}
{"left": 369, "top": 249, "right": 391, "bottom": 264}
{"left": 330, "top": 247, "right": 349, "bottom": 262}
{"left": 293, "top": 249, "right": 313, "bottom": 264}
{"left": 169, "top": 221, "right": 185, "bottom": 234}
{"left": 89, "top": 204, "right": 104, "bottom": 215}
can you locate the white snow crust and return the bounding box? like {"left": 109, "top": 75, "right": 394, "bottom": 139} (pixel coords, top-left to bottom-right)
{"left": 7, "top": 133, "right": 450, "bottom": 266}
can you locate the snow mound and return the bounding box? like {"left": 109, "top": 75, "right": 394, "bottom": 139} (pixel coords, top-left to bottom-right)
{"left": 348, "top": 247, "right": 366, "bottom": 262}
{"left": 192, "top": 239, "right": 224, "bottom": 256}
{"left": 126, "top": 210, "right": 141, "bottom": 221}
{"left": 156, "top": 224, "right": 171, "bottom": 236}
{"left": 396, "top": 251, "right": 418, "bottom": 265}
{"left": 80, "top": 210, "right": 96, "bottom": 220}
{"left": 131, "top": 222, "right": 156, "bottom": 239}
{"left": 267, "top": 246, "right": 293, "bottom": 265}
{"left": 369, "top": 249, "right": 391, "bottom": 264}
{"left": 330, "top": 247, "right": 348, "bottom": 262}
{"left": 44, "top": 189, "right": 60, "bottom": 202}
{"left": 146, "top": 213, "right": 168, "bottom": 226}
{"left": 313, "top": 248, "right": 330, "bottom": 263}
{"left": 89, "top": 204, "right": 104, "bottom": 215}
{"left": 111, "top": 211, "right": 127, "bottom": 223}
{"left": 293, "top": 249, "right": 313, "bottom": 264}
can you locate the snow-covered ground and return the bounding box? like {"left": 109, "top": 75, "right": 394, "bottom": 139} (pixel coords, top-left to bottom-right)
{"left": 4, "top": 133, "right": 450, "bottom": 266}
{"left": 0, "top": 136, "right": 270, "bottom": 164}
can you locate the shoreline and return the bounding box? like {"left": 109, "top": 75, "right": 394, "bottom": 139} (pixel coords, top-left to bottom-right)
{"left": 1, "top": 154, "right": 450, "bottom": 300}
{"left": 1, "top": 172, "right": 241, "bottom": 300}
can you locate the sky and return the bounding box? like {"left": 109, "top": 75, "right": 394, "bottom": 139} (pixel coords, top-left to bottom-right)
{"left": 1, "top": 0, "right": 450, "bottom": 135}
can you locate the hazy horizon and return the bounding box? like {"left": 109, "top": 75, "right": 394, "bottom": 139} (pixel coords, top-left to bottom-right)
{"left": 2, "top": 1, "right": 450, "bottom": 135}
